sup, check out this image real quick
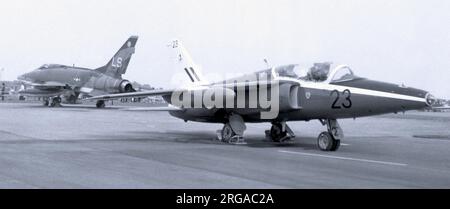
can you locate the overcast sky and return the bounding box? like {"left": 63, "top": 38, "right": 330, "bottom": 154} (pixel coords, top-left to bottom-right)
{"left": 0, "top": 0, "right": 449, "bottom": 98}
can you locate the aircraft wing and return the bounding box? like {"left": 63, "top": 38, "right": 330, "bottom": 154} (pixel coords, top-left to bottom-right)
{"left": 122, "top": 106, "right": 181, "bottom": 111}
{"left": 85, "top": 79, "right": 291, "bottom": 102}
{"left": 85, "top": 89, "right": 174, "bottom": 101}
{"left": 432, "top": 106, "right": 450, "bottom": 110}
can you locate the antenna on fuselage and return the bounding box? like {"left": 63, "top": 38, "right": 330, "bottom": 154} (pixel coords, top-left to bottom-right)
{"left": 263, "top": 58, "right": 278, "bottom": 80}
{"left": 263, "top": 58, "right": 271, "bottom": 68}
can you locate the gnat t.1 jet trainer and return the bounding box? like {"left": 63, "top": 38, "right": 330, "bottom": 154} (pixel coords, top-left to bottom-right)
{"left": 18, "top": 36, "right": 138, "bottom": 108}
{"left": 88, "top": 40, "right": 435, "bottom": 151}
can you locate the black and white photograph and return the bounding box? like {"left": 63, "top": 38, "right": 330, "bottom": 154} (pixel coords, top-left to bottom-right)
{"left": 0, "top": 0, "right": 449, "bottom": 203}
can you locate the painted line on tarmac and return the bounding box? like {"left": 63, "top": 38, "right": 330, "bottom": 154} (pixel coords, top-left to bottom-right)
{"left": 340, "top": 143, "right": 350, "bottom": 146}
{"left": 278, "top": 150, "right": 407, "bottom": 166}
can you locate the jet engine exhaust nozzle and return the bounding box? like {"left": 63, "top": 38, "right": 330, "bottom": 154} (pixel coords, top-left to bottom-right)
{"left": 425, "top": 93, "right": 436, "bottom": 107}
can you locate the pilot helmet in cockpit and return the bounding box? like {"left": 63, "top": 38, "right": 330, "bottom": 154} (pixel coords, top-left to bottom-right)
{"left": 308, "top": 62, "right": 331, "bottom": 82}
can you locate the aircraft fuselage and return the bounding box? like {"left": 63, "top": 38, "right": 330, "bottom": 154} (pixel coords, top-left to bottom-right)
{"left": 166, "top": 77, "right": 431, "bottom": 123}
{"left": 18, "top": 65, "right": 134, "bottom": 98}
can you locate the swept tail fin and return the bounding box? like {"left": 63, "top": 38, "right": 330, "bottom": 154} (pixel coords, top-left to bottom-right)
{"left": 96, "top": 36, "right": 138, "bottom": 78}
{"left": 170, "top": 40, "right": 208, "bottom": 86}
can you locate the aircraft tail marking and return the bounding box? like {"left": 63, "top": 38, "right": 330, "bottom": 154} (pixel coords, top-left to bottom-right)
{"left": 170, "top": 40, "right": 208, "bottom": 85}
{"left": 184, "top": 68, "right": 195, "bottom": 82}
{"left": 96, "top": 36, "right": 138, "bottom": 78}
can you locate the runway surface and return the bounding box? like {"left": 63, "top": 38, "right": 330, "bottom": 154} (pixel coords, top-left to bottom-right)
{"left": 0, "top": 102, "right": 450, "bottom": 188}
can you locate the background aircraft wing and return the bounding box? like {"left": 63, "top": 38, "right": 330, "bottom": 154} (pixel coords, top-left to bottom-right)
{"left": 122, "top": 106, "right": 181, "bottom": 111}
{"left": 85, "top": 89, "right": 174, "bottom": 101}
{"left": 85, "top": 79, "right": 295, "bottom": 102}
{"left": 432, "top": 106, "right": 450, "bottom": 110}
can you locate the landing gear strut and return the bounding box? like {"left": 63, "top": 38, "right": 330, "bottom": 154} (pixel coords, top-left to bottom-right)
{"left": 49, "top": 97, "right": 62, "bottom": 107}
{"left": 217, "top": 113, "right": 246, "bottom": 144}
{"left": 317, "top": 119, "right": 343, "bottom": 151}
{"left": 96, "top": 100, "right": 106, "bottom": 108}
{"left": 266, "top": 121, "right": 295, "bottom": 142}
{"left": 42, "top": 98, "right": 49, "bottom": 106}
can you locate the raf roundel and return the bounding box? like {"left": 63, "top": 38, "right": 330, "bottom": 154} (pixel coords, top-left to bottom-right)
{"left": 305, "top": 92, "right": 311, "bottom": 100}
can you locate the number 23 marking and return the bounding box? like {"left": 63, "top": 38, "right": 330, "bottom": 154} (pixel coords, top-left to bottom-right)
{"left": 331, "top": 89, "right": 352, "bottom": 109}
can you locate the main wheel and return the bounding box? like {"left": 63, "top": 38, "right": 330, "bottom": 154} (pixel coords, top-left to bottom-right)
{"left": 270, "top": 123, "right": 286, "bottom": 142}
{"left": 221, "top": 124, "right": 235, "bottom": 143}
{"left": 50, "top": 97, "right": 62, "bottom": 107}
{"left": 96, "top": 100, "right": 106, "bottom": 108}
{"left": 330, "top": 138, "right": 341, "bottom": 151}
{"left": 317, "top": 132, "right": 340, "bottom": 151}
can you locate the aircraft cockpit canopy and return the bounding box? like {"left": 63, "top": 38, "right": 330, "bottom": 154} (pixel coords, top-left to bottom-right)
{"left": 273, "top": 65, "right": 299, "bottom": 79}
{"left": 37, "top": 64, "right": 66, "bottom": 70}
{"left": 329, "top": 66, "right": 354, "bottom": 83}
{"left": 274, "top": 63, "right": 355, "bottom": 83}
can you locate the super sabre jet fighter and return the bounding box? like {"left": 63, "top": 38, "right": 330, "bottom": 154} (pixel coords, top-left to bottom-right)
{"left": 87, "top": 40, "right": 436, "bottom": 151}
{"left": 18, "top": 36, "right": 139, "bottom": 108}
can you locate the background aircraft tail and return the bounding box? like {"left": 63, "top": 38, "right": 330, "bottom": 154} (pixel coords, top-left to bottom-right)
{"left": 170, "top": 40, "right": 208, "bottom": 86}
{"left": 96, "top": 36, "right": 138, "bottom": 78}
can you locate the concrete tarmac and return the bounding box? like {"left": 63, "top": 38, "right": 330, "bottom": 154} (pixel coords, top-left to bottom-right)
{"left": 0, "top": 102, "right": 450, "bottom": 188}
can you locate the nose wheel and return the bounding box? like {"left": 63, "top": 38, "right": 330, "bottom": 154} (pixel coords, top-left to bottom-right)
{"left": 317, "top": 132, "right": 340, "bottom": 151}
{"left": 318, "top": 119, "right": 343, "bottom": 151}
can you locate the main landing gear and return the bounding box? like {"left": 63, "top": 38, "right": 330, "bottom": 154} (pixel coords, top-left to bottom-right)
{"left": 266, "top": 121, "right": 295, "bottom": 142}
{"left": 317, "top": 119, "right": 343, "bottom": 151}
{"left": 217, "top": 113, "right": 246, "bottom": 144}
{"left": 214, "top": 113, "right": 344, "bottom": 152}
{"left": 42, "top": 98, "right": 49, "bottom": 106}
{"left": 44, "top": 97, "right": 61, "bottom": 107}
{"left": 96, "top": 100, "right": 106, "bottom": 108}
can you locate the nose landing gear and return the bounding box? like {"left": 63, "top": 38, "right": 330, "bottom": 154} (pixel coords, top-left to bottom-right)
{"left": 318, "top": 119, "right": 343, "bottom": 151}
{"left": 318, "top": 132, "right": 340, "bottom": 151}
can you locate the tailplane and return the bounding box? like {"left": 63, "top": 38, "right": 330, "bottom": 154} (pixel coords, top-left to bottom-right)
{"left": 96, "top": 36, "right": 138, "bottom": 78}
